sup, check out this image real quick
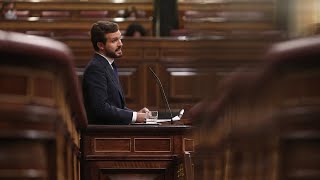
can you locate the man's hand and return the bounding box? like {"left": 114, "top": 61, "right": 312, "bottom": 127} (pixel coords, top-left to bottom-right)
{"left": 136, "top": 113, "right": 147, "bottom": 123}
{"left": 138, "top": 107, "right": 150, "bottom": 113}
{"left": 136, "top": 107, "right": 150, "bottom": 123}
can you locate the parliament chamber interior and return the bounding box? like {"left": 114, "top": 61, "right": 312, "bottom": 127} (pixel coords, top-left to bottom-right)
{"left": 0, "top": 0, "right": 320, "bottom": 179}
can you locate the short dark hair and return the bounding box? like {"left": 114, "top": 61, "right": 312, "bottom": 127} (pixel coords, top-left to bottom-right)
{"left": 90, "top": 21, "right": 119, "bottom": 51}
{"left": 125, "top": 23, "right": 146, "bottom": 36}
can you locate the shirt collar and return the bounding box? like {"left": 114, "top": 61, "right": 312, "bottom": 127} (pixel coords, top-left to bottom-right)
{"left": 95, "top": 52, "right": 114, "bottom": 65}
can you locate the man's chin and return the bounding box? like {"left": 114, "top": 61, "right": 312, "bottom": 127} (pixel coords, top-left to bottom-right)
{"left": 107, "top": 52, "right": 122, "bottom": 58}
{"left": 115, "top": 51, "right": 123, "bottom": 58}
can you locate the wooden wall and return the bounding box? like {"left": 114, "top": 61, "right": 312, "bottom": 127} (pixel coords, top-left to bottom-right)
{"left": 0, "top": 0, "right": 286, "bottom": 114}
{"left": 58, "top": 36, "right": 283, "bottom": 111}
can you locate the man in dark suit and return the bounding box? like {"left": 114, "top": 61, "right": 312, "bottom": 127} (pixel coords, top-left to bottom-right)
{"left": 83, "top": 21, "right": 149, "bottom": 124}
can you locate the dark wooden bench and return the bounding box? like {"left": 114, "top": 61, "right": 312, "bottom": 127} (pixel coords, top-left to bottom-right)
{"left": 0, "top": 18, "right": 153, "bottom": 37}
{"left": 0, "top": 30, "right": 87, "bottom": 179}
{"left": 14, "top": 1, "right": 153, "bottom": 19}
{"left": 175, "top": 1, "right": 277, "bottom": 36}
{"left": 0, "top": 1, "right": 154, "bottom": 36}
{"left": 189, "top": 35, "right": 320, "bottom": 180}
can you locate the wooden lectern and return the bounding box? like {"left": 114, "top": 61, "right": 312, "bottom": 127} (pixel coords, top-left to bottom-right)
{"left": 81, "top": 124, "right": 194, "bottom": 180}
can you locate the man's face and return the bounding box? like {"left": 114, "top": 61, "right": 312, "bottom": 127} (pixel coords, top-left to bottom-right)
{"left": 102, "top": 30, "right": 123, "bottom": 58}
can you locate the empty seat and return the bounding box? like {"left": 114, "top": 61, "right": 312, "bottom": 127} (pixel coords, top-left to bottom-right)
{"left": 25, "top": 30, "right": 55, "bottom": 37}
{"left": 41, "top": 10, "right": 71, "bottom": 18}
{"left": 15, "top": 10, "right": 30, "bottom": 17}
{"left": 184, "top": 10, "right": 218, "bottom": 19}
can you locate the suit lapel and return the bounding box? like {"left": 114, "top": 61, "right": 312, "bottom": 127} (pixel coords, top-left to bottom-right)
{"left": 94, "top": 54, "right": 126, "bottom": 104}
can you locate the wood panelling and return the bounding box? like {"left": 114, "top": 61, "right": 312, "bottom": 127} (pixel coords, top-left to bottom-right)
{"left": 59, "top": 37, "right": 281, "bottom": 111}
{"left": 119, "top": 69, "right": 136, "bottom": 99}
{"left": 144, "top": 48, "right": 159, "bottom": 59}
{"left": 119, "top": 66, "right": 139, "bottom": 109}
{"left": 0, "top": 31, "right": 87, "bottom": 180}
{"left": 99, "top": 169, "right": 167, "bottom": 180}
{"left": 282, "top": 139, "right": 320, "bottom": 179}
{"left": 87, "top": 161, "right": 170, "bottom": 180}
{"left": 81, "top": 125, "right": 193, "bottom": 180}
{"left": 134, "top": 138, "right": 172, "bottom": 152}
{"left": 0, "top": 141, "right": 48, "bottom": 179}
{"left": 0, "top": 67, "right": 56, "bottom": 106}
{"left": 94, "top": 138, "right": 131, "bottom": 152}
{"left": 33, "top": 77, "right": 54, "bottom": 98}
{"left": 183, "top": 138, "right": 194, "bottom": 152}
{"left": 0, "top": 73, "right": 27, "bottom": 95}
{"left": 60, "top": 36, "right": 277, "bottom": 66}
{"left": 169, "top": 72, "right": 195, "bottom": 99}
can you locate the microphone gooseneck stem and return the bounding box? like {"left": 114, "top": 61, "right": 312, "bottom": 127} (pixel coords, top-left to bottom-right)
{"left": 149, "top": 67, "right": 174, "bottom": 124}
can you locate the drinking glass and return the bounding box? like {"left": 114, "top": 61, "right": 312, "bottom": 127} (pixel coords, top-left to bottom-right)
{"left": 146, "top": 111, "right": 158, "bottom": 124}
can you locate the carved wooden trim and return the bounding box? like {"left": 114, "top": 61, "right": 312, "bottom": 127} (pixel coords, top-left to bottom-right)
{"left": 134, "top": 138, "right": 172, "bottom": 152}
{"left": 183, "top": 138, "right": 194, "bottom": 152}
{"left": 0, "top": 66, "right": 55, "bottom": 106}
{"left": 94, "top": 138, "right": 132, "bottom": 152}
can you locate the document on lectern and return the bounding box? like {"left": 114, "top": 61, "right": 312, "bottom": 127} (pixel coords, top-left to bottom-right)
{"left": 146, "top": 116, "right": 181, "bottom": 124}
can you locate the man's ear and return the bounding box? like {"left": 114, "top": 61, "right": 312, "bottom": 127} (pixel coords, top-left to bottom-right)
{"left": 97, "top": 42, "right": 104, "bottom": 50}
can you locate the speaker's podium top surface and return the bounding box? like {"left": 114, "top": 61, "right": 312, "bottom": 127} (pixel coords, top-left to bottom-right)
{"left": 83, "top": 123, "right": 193, "bottom": 134}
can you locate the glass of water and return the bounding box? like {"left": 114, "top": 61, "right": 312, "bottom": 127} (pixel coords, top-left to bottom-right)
{"left": 146, "top": 111, "right": 158, "bottom": 124}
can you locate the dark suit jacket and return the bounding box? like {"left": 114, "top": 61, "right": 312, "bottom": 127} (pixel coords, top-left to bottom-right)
{"left": 82, "top": 53, "right": 133, "bottom": 124}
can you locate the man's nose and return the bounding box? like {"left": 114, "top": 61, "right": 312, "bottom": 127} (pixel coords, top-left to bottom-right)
{"left": 118, "top": 39, "right": 123, "bottom": 46}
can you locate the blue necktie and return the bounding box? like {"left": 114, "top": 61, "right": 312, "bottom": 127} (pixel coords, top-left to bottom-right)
{"left": 112, "top": 61, "right": 124, "bottom": 100}
{"left": 111, "top": 62, "right": 119, "bottom": 80}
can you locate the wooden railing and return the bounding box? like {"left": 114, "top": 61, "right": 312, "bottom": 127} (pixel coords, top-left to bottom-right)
{"left": 189, "top": 35, "right": 320, "bottom": 180}
{"left": 0, "top": 30, "right": 87, "bottom": 180}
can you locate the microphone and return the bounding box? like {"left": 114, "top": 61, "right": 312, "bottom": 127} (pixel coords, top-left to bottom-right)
{"left": 148, "top": 67, "right": 174, "bottom": 124}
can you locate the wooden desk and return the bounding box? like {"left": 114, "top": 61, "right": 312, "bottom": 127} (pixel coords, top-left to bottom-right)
{"left": 81, "top": 124, "right": 194, "bottom": 180}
